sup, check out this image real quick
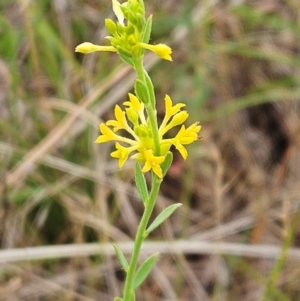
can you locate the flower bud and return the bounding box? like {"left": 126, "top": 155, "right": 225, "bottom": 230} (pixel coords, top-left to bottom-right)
{"left": 170, "top": 111, "right": 189, "bottom": 127}
{"left": 105, "top": 19, "right": 117, "bottom": 36}
{"left": 135, "top": 13, "right": 146, "bottom": 31}
{"left": 126, "top": 108, "right": 139, "bottom": 125}
{"left": 75, "top": 42, "right": 116, "bottom": 54}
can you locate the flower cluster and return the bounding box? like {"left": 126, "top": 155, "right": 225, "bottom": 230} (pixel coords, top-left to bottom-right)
{"left": 75, "top": 0, "right": 202, "bottom": 178}
{"left": 75, "top": 0, "right": 172, "bottom": 63}
{"left": 96, "top": 94, "right": 201, "bottom": 178}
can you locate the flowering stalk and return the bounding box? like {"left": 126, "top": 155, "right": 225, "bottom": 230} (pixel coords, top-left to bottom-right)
{"left": 122, "top": 172, "right": 162, "bottom": 301}
{"left": 75, "top": 0, "right": 201, "bottom": 300}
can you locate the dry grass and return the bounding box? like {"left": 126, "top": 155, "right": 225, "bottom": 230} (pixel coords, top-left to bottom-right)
{"left": 1, "top": 0, "right": 300, "bottom": 300}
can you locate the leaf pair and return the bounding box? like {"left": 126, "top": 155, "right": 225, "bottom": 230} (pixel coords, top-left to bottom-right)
{"left": 113, "top": 245, "right": 158, "bottom": 290}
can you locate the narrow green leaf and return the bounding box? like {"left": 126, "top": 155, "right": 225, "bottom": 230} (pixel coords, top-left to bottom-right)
{"left": 142, "top": 15, "right": 152, "bottom": 44}
{"left": 144, "top": 71, "right": 155, "bottom": 108}
{"left": 114, "top": 298, "right": 123, "bottom": 301}
{"left": 146, "top": 203, "right": 182, "bottom": 234}
{"left": 134, "top": 79, "right": 149, "bottom": 104}
{"left": 135, "top": 162, "right": 149, "bottom": 202}
{"left": 113, "top": 244, "right": 129, "bottom": 270}
{"left": 133, "top": 253, "right": 158, "bottom": 289}
{"left": 119, "top": 53, "right": 134, "bottom": 66}
{"left": 160, "top": 151, "right": 173, "bottom": 177}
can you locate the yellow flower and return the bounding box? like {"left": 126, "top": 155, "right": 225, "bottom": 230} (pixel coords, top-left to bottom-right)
{"left": 107, "top": 105, "right": 130, "bottom": 132}
{"left": 177, "top": 123, "right": 202, "bottom": 144}
{"left": 141, "top": 149, "right": 166, "bottom": 178}
{"left": 159, "top": 111, "right": 189, "bottom": 136}
{"left": 111, "top": 142, "right": 132, "bottom": 168}
{"left": 124, "top": 93, "right": 144, "bottom": 114}
{"left": 159, "top": 95, "right": 186, "bottom": 131}
{"left": 75, "top": 41, "right": 173, "bottom": 61}
{"left": 124, "top": 93, "right": 146, "bottom": 125}
{"left": 75, "top": 0, "right": 173, "bottom": 62}
{"left": 95, "top": 93, "right": 201, "bottom": 177}
{"left": 158, "top": 95, "right": 201, "bottom": 160}
{"left": 171, "top": 122, "right": 202, "bottom": 159}
{"left": 164, "top": 95, "right": 186, "bottom": 119}
{"left": 159, "top": 95, "right": 189, "bottom": 136}
{"left": 138, "top": 43, "right": 172, "bottom": 61}
{"left": 95, "top": 123, "right": 136, "bottom": 145}
{"left": 95, "top": 124, "right": 118, "bottom": 143}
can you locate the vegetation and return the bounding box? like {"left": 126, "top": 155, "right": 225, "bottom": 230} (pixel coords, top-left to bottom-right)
{"left": 1, "top": 0, "right": 300, "bottom": 300}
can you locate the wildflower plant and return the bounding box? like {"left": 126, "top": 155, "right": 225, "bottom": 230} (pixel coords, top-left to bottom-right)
{"left": 76, "top": 0, "right": 201, "bottom": 300}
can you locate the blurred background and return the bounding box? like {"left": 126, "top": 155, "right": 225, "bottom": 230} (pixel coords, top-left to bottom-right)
{"left": 1, "top": 0, "right": 300, "bottom": 300}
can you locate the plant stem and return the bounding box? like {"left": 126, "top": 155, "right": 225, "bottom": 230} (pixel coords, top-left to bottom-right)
{"left": 122, "top": 174, "right": 162, "bottom": 301}
{"left": 133, "top": 57, "right": 161, "bottom": 155}
{"left": 122, "top": 55, "right": 163, "bottom": 301}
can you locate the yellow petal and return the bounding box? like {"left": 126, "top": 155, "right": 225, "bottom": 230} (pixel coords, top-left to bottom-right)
{"left": 179, "top": 136, "right": 197, "bottom": 144}
{"left": 165, "top": 95, "right": 185, "bottom": 117}
{"left": 95, "top": 124, "right": 116, "bottom": 143}
{"left": 152, "top": 163, "right": 163, "bottom": 178}
{"left": 174, "top": 125, "right": 186, "bottom": 139}
{"left": 99, "top": 123, "right": 115, "bottom": 138}
{"left": 106, "top": 120, "right": 121, "bottom": 132}
{"left": 164, "top": 95, "right": 172, "bottom": 114}
{"left": 186, "top": 122, "right": 202, "bottom": 134}
{"left": 141, "top": 161, "right": 151, "bottom": 173}
{"left": 175, "top": 143, "right": 188, "bottom": 160}
{"left": 128, "top": 93, "right": 143, "bottom": 112}
{"left": 95, "top": 135, "right": 110, "bottom": 143}
{"left": 114, "top": 105, "right": 127, "bottom": 126}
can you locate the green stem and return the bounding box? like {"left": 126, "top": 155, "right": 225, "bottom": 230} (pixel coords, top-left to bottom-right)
{"left": 133, "top": 57, "right": 161, "bottom": 155}
{"left": 122, "top": 174, "right": 162, "bottom": 301}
